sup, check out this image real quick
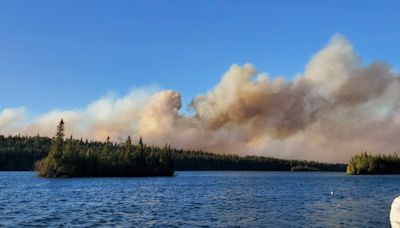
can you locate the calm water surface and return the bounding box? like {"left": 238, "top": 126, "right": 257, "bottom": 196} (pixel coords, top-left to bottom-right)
{"left": 0, "top": 171, "right": 398, "bottom": 227}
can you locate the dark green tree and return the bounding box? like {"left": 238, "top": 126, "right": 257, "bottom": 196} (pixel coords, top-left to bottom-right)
{"left": 36, "top": 119, "right": 66, "bottom": 177}
{"left": 125, "top": 136, "right": 132, "bottom": 158}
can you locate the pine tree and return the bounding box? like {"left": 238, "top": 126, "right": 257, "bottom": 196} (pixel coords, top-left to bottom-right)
{"left": 51, "top": 119, "right": 65, "bottom": 160}
{"left": 35, "top": 119, "right": 66, "bottom": 177}
{"left": 138, "top": 136, "right": 143, "bottom": 151}
{"left": 125, "top": 136, "right": 132, "bottom": 158}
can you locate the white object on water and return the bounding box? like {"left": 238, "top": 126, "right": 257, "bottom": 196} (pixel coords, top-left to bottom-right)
{"left": 330, "top": 191, "right": 334, "bottom": 195}
{"left": 390, "top": 196, "right": 400, "bottom": 228}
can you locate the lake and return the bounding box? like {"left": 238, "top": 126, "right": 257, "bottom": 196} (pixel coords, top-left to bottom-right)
{"left": 0, "top": 171, "right": 398, "bottom": 227}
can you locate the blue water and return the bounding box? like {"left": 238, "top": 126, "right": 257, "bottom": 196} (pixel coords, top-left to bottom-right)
{"left": 0, "top": 171, "right": 398, "bottom": 227}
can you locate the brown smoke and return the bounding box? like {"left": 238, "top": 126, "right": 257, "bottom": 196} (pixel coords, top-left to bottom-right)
{"left": 1, "top": 34, "right": 399, "bottom": 162}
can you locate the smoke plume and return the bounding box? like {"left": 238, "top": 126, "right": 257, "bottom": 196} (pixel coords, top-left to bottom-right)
{"left": 1, "top": 35, "right": 399, "bottom": 162}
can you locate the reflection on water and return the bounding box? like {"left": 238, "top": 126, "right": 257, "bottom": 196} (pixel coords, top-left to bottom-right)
{"left": 0, "top": 171, "right": 398, "bottom": 227}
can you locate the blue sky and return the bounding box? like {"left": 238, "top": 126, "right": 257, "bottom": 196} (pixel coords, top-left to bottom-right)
{"left": 1, "top": 0, "right": 399, "bottom": 115}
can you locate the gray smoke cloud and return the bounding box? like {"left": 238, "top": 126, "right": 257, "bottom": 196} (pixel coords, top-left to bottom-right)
{"left": 1, "top": 34, "right": 399, "bottom": 162}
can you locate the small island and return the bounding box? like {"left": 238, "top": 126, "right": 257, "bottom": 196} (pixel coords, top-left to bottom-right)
{"left": 290, "top": 165, "right": 320, "bottom": 172}
{"left": 35, "top": 120, "right": 175, "bottom": 177}
{"left": 346, "top": 152, "right": 400, "bottom": 175}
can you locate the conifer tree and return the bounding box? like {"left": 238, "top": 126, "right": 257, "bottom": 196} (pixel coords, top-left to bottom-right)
{"left": 52, "top": 119, "right": 65, "bottom": 160}
{"left": 125, "top": 136, "right": 132, "bottom": 158}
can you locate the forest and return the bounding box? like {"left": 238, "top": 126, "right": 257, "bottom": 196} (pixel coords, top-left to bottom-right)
{"left": 0, "top": 120, "right": 346, "bottom": 175}
{"left": 35, "top": 120, "right": 174, "bottom": 177}
{"left": 0, "top": 134, "right": 51, "bottom": 170}
{"left": 173, "top": 150, "right": 344, "bottom": 171}
{"left": 346, "top": 152, "right": 400, "bottom": 175}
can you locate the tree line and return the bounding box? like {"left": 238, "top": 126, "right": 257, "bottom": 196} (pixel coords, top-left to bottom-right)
{"left": 346, "top": 152, "right": 400, "bottom": 175}
{"left": 0, "top": 135, "right": 51, "bottom": 171}
{"left": 0, "top": 121, "right": 346, "bottom": 175}
{"left": 173, "top": 150, "right": 345, "bottom": 171}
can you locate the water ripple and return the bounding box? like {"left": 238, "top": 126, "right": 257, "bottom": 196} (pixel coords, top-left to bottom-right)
{"left": 0, "top": 171, "right": 398, "bottom": 227}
